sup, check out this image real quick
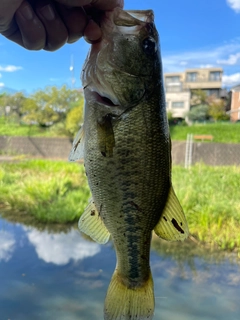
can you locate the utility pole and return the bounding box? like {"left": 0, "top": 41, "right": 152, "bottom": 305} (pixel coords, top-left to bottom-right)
{"left": 70, "top": 54, "right": 76, "bottom": 89}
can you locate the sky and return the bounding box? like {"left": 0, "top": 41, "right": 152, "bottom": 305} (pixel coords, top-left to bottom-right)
{"left": 0, "top": 0, "right": 240, "bottom": 93}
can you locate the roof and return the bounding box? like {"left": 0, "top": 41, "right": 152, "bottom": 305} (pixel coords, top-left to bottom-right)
{"left": 231, "top": 84, "right": 240, "bottom": 91}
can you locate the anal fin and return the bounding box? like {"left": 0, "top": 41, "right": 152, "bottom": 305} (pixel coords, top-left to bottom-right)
{"left": 78, "top": 199, "right": 110, "bottom": 244}
{"left": 154, "top": 185, "right": 189, "bottom": 241}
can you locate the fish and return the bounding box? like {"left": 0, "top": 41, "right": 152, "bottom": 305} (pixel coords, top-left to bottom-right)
{"left": 69, "top": 7, "right": 189, "bottom": 320}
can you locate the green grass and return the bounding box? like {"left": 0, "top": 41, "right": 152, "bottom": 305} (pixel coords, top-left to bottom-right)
{"left": 0, "top": 117, "right": 68, "bottom": 137}
{"left": 170, "top": 122, "right": 240, "bottom": 143}
{"left": 1, "top": 117, "right": 240, "bottom": 144}
{"left": 0, "top": 159, "right": 240, "bottom": 252}
{"left": 0, "top": 159, "right": 90, "bottom": 225}
{"left": 172, "top": 164, "right": 240, "bottom": 251}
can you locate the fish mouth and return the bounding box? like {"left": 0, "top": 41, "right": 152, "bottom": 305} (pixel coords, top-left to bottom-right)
{"left": 93, "top": 91, "right": 120, "bottom": 107}
{"left": 84, "top": 87, "right": 120, "bottom": 108}
{"left": 113, "top": 8, "right": 154, "bottom": 26}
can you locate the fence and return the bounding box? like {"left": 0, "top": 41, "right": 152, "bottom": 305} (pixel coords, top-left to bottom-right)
{"left": 0, "top": 136, "right": 240, "bottom": 166}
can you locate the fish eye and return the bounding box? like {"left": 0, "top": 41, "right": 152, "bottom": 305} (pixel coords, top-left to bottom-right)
{"left": 142, "top": 37, "right": 157, "bottom": 55}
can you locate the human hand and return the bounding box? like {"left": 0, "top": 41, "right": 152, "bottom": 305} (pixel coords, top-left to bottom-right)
{"left": 0, "top": 0, "right": 123, "bottom": 51}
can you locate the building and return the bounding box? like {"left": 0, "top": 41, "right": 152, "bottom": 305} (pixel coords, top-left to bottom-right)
{"left": 164, "top": 68, "right": 223, "bottom": 120}
{"left": 228, "top": 84, "right": 240, "bottom": 122}
{"left": 165, "top": 91, "right": 191, "bottom": 120}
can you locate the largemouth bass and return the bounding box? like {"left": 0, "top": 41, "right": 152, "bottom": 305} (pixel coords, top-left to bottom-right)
{"left": 69, "top": 7, "right": 189, "bottom": 320}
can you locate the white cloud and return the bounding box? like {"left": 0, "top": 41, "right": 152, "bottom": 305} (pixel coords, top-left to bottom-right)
{"left": 227, "top": 0, "right": 240, "bottom": 12}
{"left": 0, "top": 230, "right": 15, "bottom": 262}
{"left": 200, "top": 64, "right": 214, "bottom": 68}
{"left": 162, "top": 41, "right": 240, "bottom": 73}
{"left": 222, "top": 72, "right": 240, "bottom": 87}
{"left": 179, "top": 61, "right": 188, "bottom": 66}
{"left": 0, "top": 82, "right": 5, "bottom": 87}
{"left": 217, "top": 52, "right": 240, "bottom": 65}
{"left": 25, "top": 228, "right": 101, "bottom": 265}
{"left": 0, "top": 65, "right": 23, "bottom": 72}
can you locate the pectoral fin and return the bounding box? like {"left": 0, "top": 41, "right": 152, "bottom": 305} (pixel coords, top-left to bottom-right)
{"left": 97, "top": 115, "right": 115, "bottom": 157}
{"left": 154, "top": 185, "right": 189, "bottom": 241}
{"left": 78, "top": 199, "right": 110, "bottom": 244}
{"left": 69, "top": 125, "right": 85, "bottom": 162}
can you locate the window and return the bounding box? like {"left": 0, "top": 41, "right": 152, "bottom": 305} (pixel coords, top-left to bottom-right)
{"left": 203, "top": 89, "right": 220, "bottom": 98}
{"left": 209, "top": 71, "right": 221, "bottom": 81}
{"left": 166, "top": 86, "right": 182, "bottom": 93}
{"left": 165, "top": 76, "right": 180, "bottom": 83}
{"left": 172, "top": 101, "right": 184, "bottom": 108}
{"left": 186, "top": 72, "right": 197, "bottom": 82}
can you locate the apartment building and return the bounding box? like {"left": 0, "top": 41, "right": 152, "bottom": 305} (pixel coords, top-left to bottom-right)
{"left": 164, "top": 68, "right": 223, "bottom": 120}
{"left": 228, "top": 85, "right": 240, "bottom": 122}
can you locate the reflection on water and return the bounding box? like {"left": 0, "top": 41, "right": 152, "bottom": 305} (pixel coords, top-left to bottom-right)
{"left": 0, "top": 216, "right": 240, "bottom": 320}
{"left": 0, "top": 229, "right": 15, "bottom": 262}
{"left": 24, "top": 227, "right": 100, "bottom": 265}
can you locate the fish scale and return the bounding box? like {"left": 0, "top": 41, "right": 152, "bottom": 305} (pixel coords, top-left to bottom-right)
{"left": 69, "top": 7, "right": 189, "bottom": 320}
{"left": 84, "top": 99, "right": 169, "bottom": 289}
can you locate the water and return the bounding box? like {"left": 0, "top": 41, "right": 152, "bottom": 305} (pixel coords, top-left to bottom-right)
{"left": 0, "top": 216, "right": 239, "bottom": 320}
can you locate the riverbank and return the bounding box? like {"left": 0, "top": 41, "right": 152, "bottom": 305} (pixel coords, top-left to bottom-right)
{"left": 0, "top": 159, "right": 90, "bottom": 225}
{"left": 0, "top": 159, "right": 239, "bottom": 252}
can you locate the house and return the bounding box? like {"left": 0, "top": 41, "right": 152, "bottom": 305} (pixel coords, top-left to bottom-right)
{"left": 164, "top": 68, "right": 223, "bottom": 120}
{"left": 228, "top": 84, "right": 240, "bottom": 122}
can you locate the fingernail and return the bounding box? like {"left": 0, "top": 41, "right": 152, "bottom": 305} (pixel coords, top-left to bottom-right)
{"left": 20, "top": 5, "right": 33, "bottom": 20}
{"left": 40, "top": 5, "right": 55, "bottom": 21}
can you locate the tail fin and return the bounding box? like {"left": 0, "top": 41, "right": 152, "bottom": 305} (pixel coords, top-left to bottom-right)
{"left": 104, "top": 270, "right": 154, "bottom": 320}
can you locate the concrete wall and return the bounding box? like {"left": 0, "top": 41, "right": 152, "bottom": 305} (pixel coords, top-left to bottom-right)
{"left": 0, "top": 136, "right": 240, "bottom": 166}
{"left": 0, "top": 136, "right": 72, "bottom": 159}
{"left": 172, "top": 141, "right": 240, "bottom": 166}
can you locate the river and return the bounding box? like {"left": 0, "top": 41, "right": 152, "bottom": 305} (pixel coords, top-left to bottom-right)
{"left": 0, "top": 216, "right": 239, "bottom": 320}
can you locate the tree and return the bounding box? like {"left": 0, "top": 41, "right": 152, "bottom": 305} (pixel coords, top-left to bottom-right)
{"left": 187, "top": 104, "right": 209, "bottom": 122}
{"left": 0, "top": 92, "right": 26, "bottom": 120}
{"left": 208, "top": 99, "right": 230, "bottom": 121}
{"left": 21, "top": 86, "right": 83, "bottom": 126}
{"left": 191, "top": 89, "right": 209, "bottom": 105}
{"left": 65, "top": 103, "right": 84, "bottom": 137}
{"left": 22, "top": 97, "right": 59, "bottom": 126}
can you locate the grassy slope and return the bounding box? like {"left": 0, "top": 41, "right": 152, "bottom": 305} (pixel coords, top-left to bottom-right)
{"left": 0, "top": 117, "right": 67, "bottom": 137}
{"left": 0, "top": 160, "right": 90, "bottom": 224}
{"left": 1, "top": 117, "right": 240, "bottom": 143}
{"left": 0, "top": 160, "right": 240, "bottom": 251}
{"left": 170, "top": 123, "right": 240, "bottom": 143}
{"left": 172, "top": 164, "right": 240, "bottom": 250}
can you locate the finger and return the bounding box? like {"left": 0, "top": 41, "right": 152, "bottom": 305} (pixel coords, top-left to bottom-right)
{"left": 5, "top": 1, "right": 46, "bottom": 50}
{"left": 54, "top": 0, "right": 92, "bottom": 5}
{"left": 35, "top": 0, "right": 68, "bottom": 51}
{"left": 89, "top": 0, "right": 124, "bottom": 10}
{"left": 55, "top": 0, "right": 124, "bottom": 10}
{"left": 55, "top": 3, "right": 88, "bottom": 43}
{"left": 83, "top": 19, "right": 101, "bottom": 43}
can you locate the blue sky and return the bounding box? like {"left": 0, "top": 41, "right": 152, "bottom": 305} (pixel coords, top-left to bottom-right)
{"left": 0, "top": 0, "right": 240, "bottom": 93}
